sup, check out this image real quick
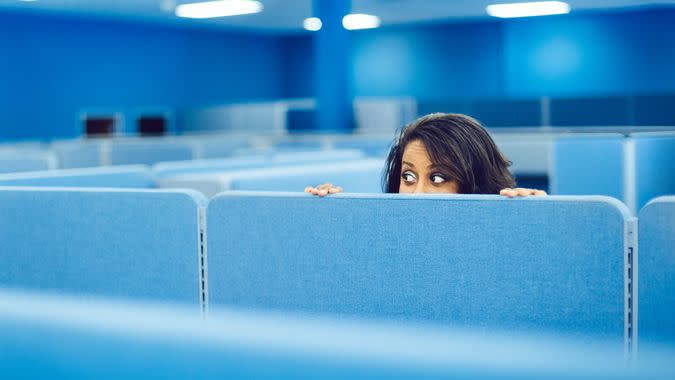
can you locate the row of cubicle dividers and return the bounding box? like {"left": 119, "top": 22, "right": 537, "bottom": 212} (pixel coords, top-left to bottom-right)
{"left": 1, "top": 131, "right": 674, "bottom": 214}
{"left": 1, "top": 187, "right": 674, "bottom": 352}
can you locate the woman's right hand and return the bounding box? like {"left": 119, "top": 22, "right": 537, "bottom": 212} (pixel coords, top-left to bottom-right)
{"left": 304, "top": 183, "right": 343, "bottom": 197}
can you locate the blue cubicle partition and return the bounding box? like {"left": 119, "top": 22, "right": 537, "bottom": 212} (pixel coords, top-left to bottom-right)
{"left": 550, "top": 134, "right": 625, "bottom": 201}
{"left": 187, "top": 135, "right": 251, "bottom": 159}
{"left": 154, "top": 155, "right": 270, "bottom": 178}
{"left": 158, "top": 159, "right": 384, "bottom": 198}
{"left": 271, "top": 149, "right": 365, "bottom": 164}
{"left": 0, "top": 151, "right": 57, "bottom": 173}
{"left": 333, "top": 138, "right": 393, "bottom": 157}
{"left": 492, "top": 133, "right": 556, "bottom": 192}
{"left": 2, "top": 289, "right": 673, "bottom": 380}
{"left": 551, "top": 133, "right": 675, "bottom": 214}
{"left": 638, "top": 196, "right": 675, "bottom": 346}
{"left": 630, "top": 133, "right": 675, "bottom": 212}
{"left": 110, "top": 140, "right": 194, "bottom": 165}
{"left": 0, "top": 188, "right": 205, "bottom": 305}
{"left": 51, "top": 140, "right": 103, "bottom": 168}
{"left": 207, "top": 193, "right": 634, "bottom": 349}
{"left": 273, "top": 140, "right": 325, "bottom": 151}
{"left": 154, "top": 150, "right": 366, "bottom": 178}
{"left": 0, "top": 165, "right": 156, "bottom": 188}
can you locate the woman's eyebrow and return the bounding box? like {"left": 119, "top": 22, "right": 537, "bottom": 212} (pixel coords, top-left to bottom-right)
{"left": 402, "top": 160, "right": 415, "bottom": 168}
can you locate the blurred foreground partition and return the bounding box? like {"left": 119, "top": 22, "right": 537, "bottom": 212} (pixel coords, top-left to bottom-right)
{"left": 1, "top": 289, "right": 673, "bottom": 379}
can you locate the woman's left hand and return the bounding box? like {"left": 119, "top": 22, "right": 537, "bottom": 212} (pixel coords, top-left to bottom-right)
{"left": 499, "top": 188, "right": 547, "bottom": 197}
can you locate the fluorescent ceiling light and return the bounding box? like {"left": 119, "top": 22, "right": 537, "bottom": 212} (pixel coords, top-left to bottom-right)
{"left": 486, "top": 1, "right": 570, "bottom": 18}
{"left": 342, "top": 14, "right": 381, "bottom": 30}
{"left": 303, "top": 17, "right": 322, "bottom": 31}
{"left": 175, "top": 0, "right": 263, "bottom": 19}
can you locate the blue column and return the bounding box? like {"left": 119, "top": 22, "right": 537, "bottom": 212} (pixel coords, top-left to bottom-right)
{"left": 313, "top": 0, "right": 354, "bottom": 132}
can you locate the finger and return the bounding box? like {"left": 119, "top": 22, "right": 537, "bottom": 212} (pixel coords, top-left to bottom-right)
{"left": 304, "top": 186, "right": 313, "bottom": 193}
{"left": 500, "top": 188, "right": 517, "bottom": 197}
{"left": 317, "top": 183, "right": 332, "bottom": 190}
{"left": 516, "top": 188, "right": 533, "bottom": 197}
{"left": 311, "top": 188, "right": 320, "bottom": 195}
{"left": 534, "top": 190, "right": 547, "bottom": 196}
{"left": 317, "top": 189, "right": 328, "bottom": 197}
{"left": 328, "top": 187, "right": 341, "bottom": 194}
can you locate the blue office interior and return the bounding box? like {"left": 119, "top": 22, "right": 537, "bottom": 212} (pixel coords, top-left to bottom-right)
{"left": 1, "top": 5, "right": 675, "bottom": 140}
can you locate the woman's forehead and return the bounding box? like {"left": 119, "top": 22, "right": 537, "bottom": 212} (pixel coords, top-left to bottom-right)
{"left": 402, "top": 140, "right": 432, "bottom": 166}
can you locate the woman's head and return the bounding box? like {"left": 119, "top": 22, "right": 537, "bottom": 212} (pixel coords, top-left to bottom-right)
{"left": 383, "top": 113, "right": 515, "bottom": 194}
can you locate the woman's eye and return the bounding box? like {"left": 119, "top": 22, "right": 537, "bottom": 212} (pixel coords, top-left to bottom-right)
{"left": 431, "top": 174, "right": 446, "bottom": 184}
{"left": 401, "top": 171, "right": 417, "bottom": 183}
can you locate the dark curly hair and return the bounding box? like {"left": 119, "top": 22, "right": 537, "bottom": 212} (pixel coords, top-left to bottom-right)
{"left": 383, "top": 113, "right": 515, "bottom": 194}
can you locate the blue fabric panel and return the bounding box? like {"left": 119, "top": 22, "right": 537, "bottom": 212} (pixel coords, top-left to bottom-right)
{"left": 207, "top": 193, "right": 629, "bottom": 343}
{"left": 550, "top": 97, "right": 631, "bottom": 126}
{"left": 271, "top": 149, "right": 365, "bottom": 165}
{"left": 232, "top": 147, "right": 306, "bottom": 157}
{"left": 551, "top": 135, "right": 625, "bottom": 200}
{"left": 333, "top": 139, "right": 393, "bottom": 157}
{"left": 0, "top": 166, "right": 156, "bottom": 188}
{"left": 638, "top": 196, "right": 675, "bottom": 345}
{"left": 273, "top": 140, "right": 324, "bottom": 150}
{"left": 229, "top": 160, "right": 383, "bottom": 193}
{"left": 3, "top": 290, "right": 673, "bottom": 380}
{"left": 156, "top": 159, "right": 383, "bottom": 198}
{"left": 0, "top": 152, "right": 54, "bottom": 173}
{"left": 110, "top": 141, "right": 194, "bottom": 165}
{"left": 0, "top": 188, "right": 205, "bottom": 303}
{"left": 192, "top": 136, "right": 251, "bottom": 159}
{"left": 153, "top": 151, "right": 366, "bottom": 179}
{"left": 632, "top": 134, "right": 675, "bottom": 211}
{"left": 52, "top": 142, "right": 102, "bottom": 168}
{"left": 153, "top": 156, "right": 269, "bottom": 178}
{"left": 492, "top": 134, "right": 553, "bottom": 176}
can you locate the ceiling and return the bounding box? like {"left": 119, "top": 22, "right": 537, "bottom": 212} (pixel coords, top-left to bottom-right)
{"left": 0, "top": 0, "right": 673, "bottom": 33}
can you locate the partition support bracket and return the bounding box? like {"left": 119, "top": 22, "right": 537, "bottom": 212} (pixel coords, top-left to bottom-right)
{"left": 198, "top": 207, "right": 208, "bottom": 316}
{"left": 624, "top": 217, "right": 638, "bottom": 357}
